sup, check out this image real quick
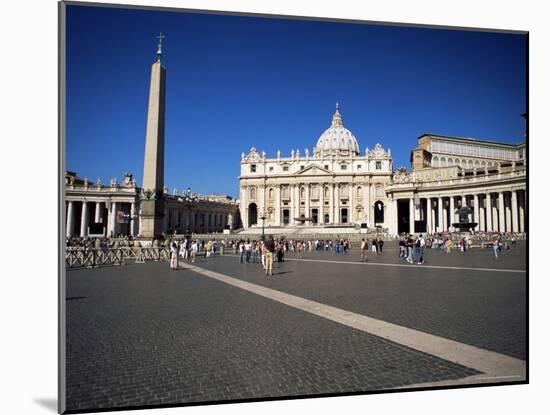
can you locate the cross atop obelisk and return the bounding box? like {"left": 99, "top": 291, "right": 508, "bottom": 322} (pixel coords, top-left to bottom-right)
{"left": 156, "top": 32, "right": 165, "bottom": 62}
{"left": 140, "top": 35, "right": 167, "bottom": 238}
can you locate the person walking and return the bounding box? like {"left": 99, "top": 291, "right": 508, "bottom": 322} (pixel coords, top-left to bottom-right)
{"left": 170, "top": 241, "right": 179, "bottom": 270}
{"left": 260, "top": 242, "right": 267, "bottom": 270}
{"left": 244, "top": 239, "right": 252, "bottom": 263}
{"left": 416, "top": 234, "right": 425, "bottom": 264}
{"left": 445, "top": 238, "right": 453, "bottom": 254}
{"left": 493, "top": 238, "right": 500, "bottom": 259}
{"left": 378, "top": 239, "right": 384, "bottom": 254}
{"left": 264, "top": 235, "right": 275, "bottom": 276}
{"left": 372, "top": 239, "right": 378, "bottom": 256}
{"left": 190, "top": 240, "right": 198, "bottom": 263}
{"left": 239, "top": 240, "right": 245, "bottom": 263}
{"left": 360, "top": 238, "right": 368, "bottom": 262}
{"left": 406, "top": 234, "right": 414, "bottom": 263}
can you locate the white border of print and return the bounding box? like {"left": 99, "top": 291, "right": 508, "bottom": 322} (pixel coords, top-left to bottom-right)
{"left": 2, "top": 0, "right": 546, "bottom": 414}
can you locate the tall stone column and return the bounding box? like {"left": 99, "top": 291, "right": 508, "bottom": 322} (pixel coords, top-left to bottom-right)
{"left": 449, "top": 196, "right": 455, "bottom": 231}
{"left": 426, "top": 199, "right": 432, "bottom": 233}
{"left": 334, "top": 184, "right": 340, "bottom": 223}
{"left": 275, "top": 186, "right": 281, "bottom": 226}
{"left": 305, "top": 184, "right": 310, "bottom": 220}
{"left": 80, "top": 201, "right": 88, "bottom": 237}
{"left": 295, "top": 184, "right": 300, "bottom": 221}
{"left": 329, "top": 184, "right": 334, "bottom": 224}
{"left": 94, "top": 201, "right": 102, "bottom": 223}
{"left": 505, "top": 193, "right": 512, "bottom": 232}
{"left": 319, "top": 183, "right": 324, "bottom": 224}
{"left": 108, "top": 202, "right": 117, "bottom": 237}
{"left": 479, "top": 207, "right": 485, "bottom": 231}
{"left": 130, "top": 202, "right": 137, "bottom": 236}
{"left": 442, "top": 199, "right": 448, "bottom": 232}
{"left": 66, "top": 201, "right": 74, "bottom": 238}
{"left": 485, "top": 194, "right": 493, "bottom": 232}
{"left": 437, "top": 197, "right": 443, "bottom": 232}
{"left": 349, "top": 183, "right": 354, "bottom": 224}
{"left": 498, "top": 192, "right": 505, "bottom": 232}
{"left": 461, "top": 195, "right": 466, "bottom": 209}
{"left": 473, "top": 194, "right": 479, "bottom": 231}
{"left": 519, "top": 190, "right": 525, "bottom": 233}
{"left": 409, "top": 197, "right": 415, "bottom": 234}
{"left": 140, "top": 49, "right": 167, "bottom": 238}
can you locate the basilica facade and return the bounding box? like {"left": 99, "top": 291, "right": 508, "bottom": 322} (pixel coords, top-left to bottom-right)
{"left": 239, "top": 105, "right": 527, "bottom": 236}
{"left": 239, "top": 105, "right": 394, "bottom": 230}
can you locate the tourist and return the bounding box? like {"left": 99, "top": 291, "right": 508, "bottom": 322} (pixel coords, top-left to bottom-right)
{"left": 493, "top": 237, "right": 500, "bottom": 259}
{"left": 372, "top": 239, "right": 378, "bottom": 256}
{"left": 251, "top": 240, "right": 259, "bottom": 263}
{"left": 190, "top": 240, "right": 198, "bottom": 263}
{"left": 169, "top": 241, "right": 178, "bottom": 270}
{"left": 264, "top": 235, "right": 275, "bottom": 276}
{"left": 445, "top": 238, "right": 453, "bottom": 254}
{"left": 239, "top": 240, "right": 245, "bottom": 263}
{"left": 416, "top": 234, "right": 425, "bottom": 264}
{"left": 244, "top": 239, "right": 252, "bottom": 263}
{"left": 260, "top": 242, "right": 268, "bottom": 269}
{"left": 276, "top": 242, "right": 284, "bottom": 262}
{"left": 378, "top": 239, "right": 384, "bottom": 254}
{"left": 360, "top": 238, "right": 367, "bottom": 262}
{"left": 406, "top": 234, "right": 414, "bottom": 263}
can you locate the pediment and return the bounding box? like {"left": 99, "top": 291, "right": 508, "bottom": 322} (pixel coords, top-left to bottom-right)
{"left": 296, "top": 164, "right": 332, "bottom": 176}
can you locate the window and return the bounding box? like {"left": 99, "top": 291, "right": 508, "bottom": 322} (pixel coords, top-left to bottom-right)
{"left": 268, "top": 188, "right": 274, "bottom": 199}
{"left": 300, "top": 165, "right": 304, "bottom": 170}
{"left": 357, "top": 164, "right": 362, "bottom": 169}
{"left": 341, "top": 164, "right": 348, "bottom": 170}
{"left": 269, "top": 166, "right": 274, "bottom": 172}
{"left": 249, "top": 187, "right": 256, "bottom": 200}
{"left": 300, "top": 187, "right": 305, "bottom": 198}
{"left": 324, "top": 186, "right": 329, "bottom": 198}
{"left": 357, "top": 186, "right": 362, "bottom": 197}
{"left": 250, "top": 164, "right": 256, "bottom": 173}
{"left": 283, "top": 166, "right": 289, "bottom": 172}
{"left": 324, "top": 165, "right": 329, "bottom": 170}
{"left": 375, "top": 161, "right": 382, "bottom": 170}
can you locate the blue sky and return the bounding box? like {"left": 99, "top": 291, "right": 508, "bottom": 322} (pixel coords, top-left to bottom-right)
{"left": 66, "top": 5, "right": 526, "bottom": 198}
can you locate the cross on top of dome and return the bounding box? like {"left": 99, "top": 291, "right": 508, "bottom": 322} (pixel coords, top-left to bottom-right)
{"left": 331, "top": 101, "right": 343, "bottom": 127}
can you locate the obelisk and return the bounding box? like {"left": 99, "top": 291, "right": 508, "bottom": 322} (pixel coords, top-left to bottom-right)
{"left": 140, "top": 33, "right": 167, "bottom": 238}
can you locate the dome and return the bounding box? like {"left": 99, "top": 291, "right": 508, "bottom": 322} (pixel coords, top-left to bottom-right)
{"left": 315, "top": 104, "right": 360, "bottom": 156}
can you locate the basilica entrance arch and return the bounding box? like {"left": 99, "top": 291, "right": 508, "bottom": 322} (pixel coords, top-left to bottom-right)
{"left": 374, "top": 201, "right": 384, "bottom": 224}
{"left": 248, "top": 203, "right": 258, "bottom": 227}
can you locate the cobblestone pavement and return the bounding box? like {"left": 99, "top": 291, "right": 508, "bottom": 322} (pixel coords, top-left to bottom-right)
{"left": 65, "top": 261, "right": 483, "bottom": 411}
{"left": 191, "top": 242, "right": 527, "bottom": 360}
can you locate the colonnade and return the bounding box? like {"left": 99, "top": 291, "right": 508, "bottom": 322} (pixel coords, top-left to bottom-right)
{"left": 65, "top": 200, "right": 138, "bottom": 238}
{"left": 404, "top": 189, "right": 526, "bottom": 235}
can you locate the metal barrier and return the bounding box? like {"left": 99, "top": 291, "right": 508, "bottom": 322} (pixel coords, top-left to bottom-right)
{"left": 65, "top": 247, "right": 170, "bottom": 269}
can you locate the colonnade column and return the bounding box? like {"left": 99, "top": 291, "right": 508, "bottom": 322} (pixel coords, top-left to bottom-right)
{"left": 485, "top": 194, "right": 493, "bottom": 232}
{"left": 80, "top": 201, "right": 88, "bottom": 237}
{"left": 473, "top": 194, "right": 479, "bottom": 231}
{"left": 518, "top": 190, "right": 525, "bottom": 233}
{"left": 108, "top": 201, "right": 117, "bottom": 237}
{"left": 295, "top": 185, "right": 300, "bottom": 221}
{"left": 442, "top": 200, "right": 448, "bottom": 232}
{"left": 437, "top": 197, "right": 443, "bottom": 232}
{"left": 449, "top": 196, "right": 455, "bottom": 231}
{"left": 409, "top": 197, "right": 415, "bottom": 234}
{"left": 498, "top": 192, "right": 505, "bottom": 232}
{"left": 426, "top": 198, "right": 432, "bottom": 233}
{"left": 511, "top": 190, "right": 519, "bottom": 232}
{"left": 95, "top": 201, "right": 102, "bottom": 223}
{"left": 505, "top": 193, "right": 512, "bottom": 232}
{"left": 130, "top": 202, "right": 137, "bottom": 236}
{"left": 66, "top": 201, "right": 74, "bottom": 238}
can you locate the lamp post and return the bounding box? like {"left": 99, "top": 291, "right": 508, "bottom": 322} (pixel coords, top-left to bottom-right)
{"left": 178, "top": 187, "right": 197, "bottom": 236}
{"left": 260, "top": 211, "right": 267, "bottom": 242}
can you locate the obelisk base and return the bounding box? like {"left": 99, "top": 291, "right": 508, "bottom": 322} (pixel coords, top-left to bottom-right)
{"left": 139, "top": 199, "right": 165, "bottom": 238}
